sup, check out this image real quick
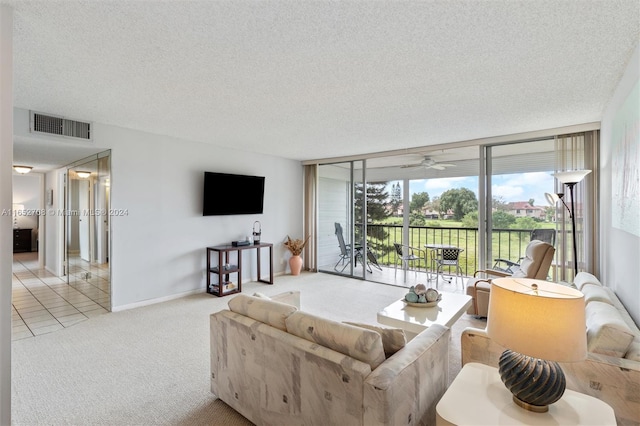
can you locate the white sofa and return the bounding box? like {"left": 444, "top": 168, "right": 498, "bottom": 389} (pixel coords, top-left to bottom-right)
{"left": 461, "top": 272, "right": 640, "bottom": 425}
{"left": 210, "top": 292, "right": 451, "bottom": 426}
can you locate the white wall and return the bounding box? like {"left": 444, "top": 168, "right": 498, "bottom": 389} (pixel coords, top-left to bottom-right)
{"left": 600, "top": 42, "right": 640, "bottom": 324}
{"left": 44, "top": 169, "right": 63, "bottom": 276}
{"left": 14, "top": 108, "right": 303, "bottom": 310}
{"left": 96, "top": 123, "right": 303, "bottom": 309}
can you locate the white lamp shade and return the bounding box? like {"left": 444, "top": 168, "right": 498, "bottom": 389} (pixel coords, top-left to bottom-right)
{"left": 545, "top": 192, "right": 560, "bottom": 206}
{"left": 552, "top": 170, "right": 592, "bottom": 184}
{"left": 487, "top": 278, "right": 587, "bottom": 362}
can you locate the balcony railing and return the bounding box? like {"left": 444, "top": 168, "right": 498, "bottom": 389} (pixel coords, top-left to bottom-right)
{"left": 359, "top": 223, "right": 553, "bottom": 276}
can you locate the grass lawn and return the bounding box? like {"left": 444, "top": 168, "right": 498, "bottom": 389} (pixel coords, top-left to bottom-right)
{"left": 365, "top": 217, "right": 556, "bottom": 276}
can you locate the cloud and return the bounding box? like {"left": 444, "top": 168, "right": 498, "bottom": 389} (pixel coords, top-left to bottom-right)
{"left": 493, "top": 184, "right": 525, "bottom": 199}
{"left": 492, "top": 172, "right": 554, "bottom": 205}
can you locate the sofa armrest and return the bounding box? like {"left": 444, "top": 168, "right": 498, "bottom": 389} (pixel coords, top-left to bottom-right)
{"left": 460, "top": 327, "right": 640, "bottom": 425}
{"left": 473, "top": 269, "right": 510, "bottom": 278}
{"left": 363, "top": 324, "right": 450, "bottom": 426}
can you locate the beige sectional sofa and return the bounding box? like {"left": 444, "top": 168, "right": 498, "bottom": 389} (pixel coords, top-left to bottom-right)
{"left": 461, "top": 272, "right": 640, "bottom": 425}
{"left": 210, "top": 292, "right": 451, "bottom": 425}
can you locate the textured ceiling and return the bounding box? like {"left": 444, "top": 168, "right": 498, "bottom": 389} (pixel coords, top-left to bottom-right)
{"left": 6, "top": 0, "right": 640, "bottom": 168}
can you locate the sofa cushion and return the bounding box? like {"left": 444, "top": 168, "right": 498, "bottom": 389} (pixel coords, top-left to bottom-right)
{"left": 343, "top": 322, "right": 407, "bottom": 358}
{"left": 285, "top": 311, "right": 386, "bottom": 370}
{"left": 228, "top": 294, "right": 297, "bottom": 331}
{"left": 586, "top": 301, "right": 635, "bottom": 357}
{"left": 574, "top": 272, "right": 602, "bottom": 290}
{"left": 581, "top": 284, "right": 615, "bottom": 306}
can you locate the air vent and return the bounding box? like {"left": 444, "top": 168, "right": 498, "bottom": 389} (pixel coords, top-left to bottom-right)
{"left": 30, "top": 111, "right": 92, "bottom": 140}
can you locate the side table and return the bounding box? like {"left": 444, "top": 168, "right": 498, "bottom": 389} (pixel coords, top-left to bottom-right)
{"left": 436, "top": 362, "right": 616, "bottom": 425}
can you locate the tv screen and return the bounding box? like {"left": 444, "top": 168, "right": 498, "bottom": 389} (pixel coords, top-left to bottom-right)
{"left": 203, "top": 171, "right": 265, "bottom": 216}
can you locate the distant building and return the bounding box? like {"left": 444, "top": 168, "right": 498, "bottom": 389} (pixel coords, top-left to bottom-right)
{"left": 506, "top": 201, "right": 545, "bottom": 219}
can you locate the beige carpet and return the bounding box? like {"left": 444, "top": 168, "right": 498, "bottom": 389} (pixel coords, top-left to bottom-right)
{"left": 11, "top": 272, "right": 486, "bottom": 425}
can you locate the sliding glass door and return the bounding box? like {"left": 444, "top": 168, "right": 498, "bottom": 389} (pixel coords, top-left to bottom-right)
{"left": 317, "top": 161, "right": 366, "bottom": 279}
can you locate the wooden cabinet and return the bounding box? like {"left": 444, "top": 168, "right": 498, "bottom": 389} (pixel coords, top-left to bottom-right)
{"left": 13, "top": 228, "right": 32, "bottom": 253}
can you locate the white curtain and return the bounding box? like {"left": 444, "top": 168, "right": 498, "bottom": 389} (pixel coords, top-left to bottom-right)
{"left": 554, "top": 131, "right": 599, "bottom": 282}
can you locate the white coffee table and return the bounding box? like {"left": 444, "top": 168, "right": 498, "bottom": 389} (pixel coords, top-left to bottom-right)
{"left": 377, "top": 291, "right": 472, "bottom": 339}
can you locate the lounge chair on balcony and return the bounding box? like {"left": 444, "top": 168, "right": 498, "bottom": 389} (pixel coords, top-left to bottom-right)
{"left": 334, "top": 222, "right": 364, "bottom": 272}
{"left": 492, "top": 228, "right": 556, "bottom": 273}
{"left": 466, "top": 240, "right": 555, "bottom": 317}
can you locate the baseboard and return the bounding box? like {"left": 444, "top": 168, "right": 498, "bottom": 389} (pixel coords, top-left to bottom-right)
{"left": 111, "top": 272, "right": 287, "bottom": 312}
{"left": 111, "top": 288, "right": 203, "bottom": 312}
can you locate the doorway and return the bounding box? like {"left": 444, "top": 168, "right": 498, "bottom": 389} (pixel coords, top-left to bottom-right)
{"left": 65, "top": 151, "right": 111, "bottom": 311}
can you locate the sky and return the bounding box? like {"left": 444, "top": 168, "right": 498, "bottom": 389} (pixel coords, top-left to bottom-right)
{"left": 401, "top": 171, "right": 556, "bottom": 207}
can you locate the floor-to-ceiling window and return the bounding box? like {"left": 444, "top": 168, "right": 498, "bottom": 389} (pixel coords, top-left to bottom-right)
{"left": 312, "top": 131, "right": 597, "bottom": 288}
{"left": 481, "top": 139, "right": 557, "bottom": 278}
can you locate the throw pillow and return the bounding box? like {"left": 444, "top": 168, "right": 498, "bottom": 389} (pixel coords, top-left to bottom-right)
{"left": 581, "top": 284, "right": 614, "bottom": 306}
{"left": 285, "top": 311, "right": 386, "bottom": 370}
{"left": 574, "top": 272, "right": 602, "bottom": 290}
{"left": 228, "top": 294, "right": 297, "bottom": 331}
{"left": 343, "top": 322, "right": 406, "bottom": 358}
{"left": 586, "top": 301, "right": 635, "bottom": 357}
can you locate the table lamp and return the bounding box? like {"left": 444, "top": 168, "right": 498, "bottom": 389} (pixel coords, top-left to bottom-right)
{"left": 487, "top": 277, "right": 586, "bottom": 413}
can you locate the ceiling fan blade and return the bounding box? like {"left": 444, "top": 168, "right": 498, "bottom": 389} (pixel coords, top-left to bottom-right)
{"left": 431, "top": 165, "right": 446, "bottom": 170}
{"left": 439, "top": 163, "right": 456, "bottom": 168}
{"left": 400, "top": 164, "right": 422, "bottom": 169}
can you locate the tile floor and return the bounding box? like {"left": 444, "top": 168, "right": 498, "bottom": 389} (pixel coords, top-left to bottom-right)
{"left": 11, "top": 252, "right": 110, "bottom": 341}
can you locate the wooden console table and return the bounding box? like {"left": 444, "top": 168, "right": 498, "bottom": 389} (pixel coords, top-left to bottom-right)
{"left": 206, "top": 242, "right": 273, "bottom": 297}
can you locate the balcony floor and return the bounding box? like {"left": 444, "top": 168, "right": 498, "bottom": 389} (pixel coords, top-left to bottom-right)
{"left": 319, "top": 262, "right": 469, "bottom": 295}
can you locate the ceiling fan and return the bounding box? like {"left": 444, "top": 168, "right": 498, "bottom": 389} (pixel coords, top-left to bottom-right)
{"left": 401, "top": 156, "right": 456, "bottom": 171}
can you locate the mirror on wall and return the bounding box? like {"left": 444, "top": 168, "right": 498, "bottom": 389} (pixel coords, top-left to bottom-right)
{"left": 66, "top": 150, "right": 111, "bottom": 310}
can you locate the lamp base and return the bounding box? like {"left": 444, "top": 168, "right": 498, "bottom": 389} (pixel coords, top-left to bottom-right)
{"left": 498, "top": 349, "right": 566, "bottom": 413}
{"left": 512, "top": 395, "right": 549, "bottom": 413}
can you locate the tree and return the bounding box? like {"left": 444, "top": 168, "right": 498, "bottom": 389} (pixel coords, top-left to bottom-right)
{"left": 511, "top": 216, "right": 538, "bottom": 230}
{"left": 390, "top": 182, "right": 402, "bottom": 215}
{"left": 354, "top": 182, "right": 391, "bottom": 243}
{"left": 439, "top": 188, "right": 478, "bottom": 220}
{"left": 410, "top": 191, "right": 430, "bottom": 213}
{"left": 544, "top": 205, "right": 555, "bottom": 222}
{"left": 492, "top": 196, "right": 509, "bottom": 211}
{"left": 462, "top": 211, "right": 478, "bottom": 227}
{"left": 492, "top": 210, "right": 516, "bottom": 228}
{"left": 429, "top": 197, "right": 441, "bottom": 215}
{"left": 409, "top": 211, "right": 426, "bottom": 226}
{"left": 528, "top": 198, "right": 535, "bottom": 206}
{"left": 354, "top": 182, "right": 391, "bottom": 223}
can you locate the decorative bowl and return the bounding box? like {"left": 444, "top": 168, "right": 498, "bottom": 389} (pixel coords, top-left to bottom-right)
{"left": 403, "top": 294, "right": 442, "bottom": 308}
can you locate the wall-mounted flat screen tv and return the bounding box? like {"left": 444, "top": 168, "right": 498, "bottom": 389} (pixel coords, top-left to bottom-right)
{"left": 203, "top": 171, "right": 265, "bottom": 216}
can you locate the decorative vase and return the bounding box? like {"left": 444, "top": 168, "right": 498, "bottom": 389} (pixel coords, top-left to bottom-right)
{"left": 289, "top": 255, "right": 303, "bottom": 276}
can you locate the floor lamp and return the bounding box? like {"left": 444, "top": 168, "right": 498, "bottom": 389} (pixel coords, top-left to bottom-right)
{"left": 546, "top": 170, "right": 591, "bottom": 277}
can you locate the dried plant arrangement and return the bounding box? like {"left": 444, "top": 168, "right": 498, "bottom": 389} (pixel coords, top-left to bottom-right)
{"left": 284, "top": 235, "right": 310, "bottom": 256}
